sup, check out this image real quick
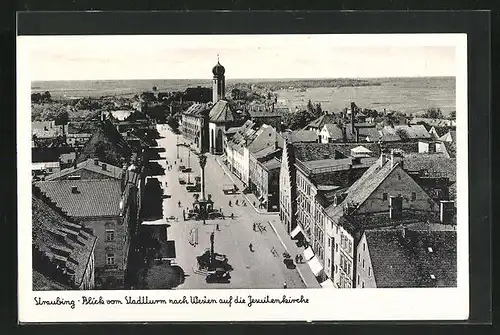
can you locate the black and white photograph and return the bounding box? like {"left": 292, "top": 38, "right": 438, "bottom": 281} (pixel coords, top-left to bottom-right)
{"left": 17, "top": 32, "right": 469, "bottom": 322}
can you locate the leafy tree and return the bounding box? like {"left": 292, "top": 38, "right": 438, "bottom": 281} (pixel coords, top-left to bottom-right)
{"left": 42, "top": 91, "right": 52, "bottom": 102}
{"left": 423, "top": 107, "right": 443, "bottom": 119}
{"left": 449, "top": 111, "right": 456, "bottom": 120}
{"left": 395, "top": 128, "right": 409, "bottom": 141}
{"left": 54, "top": 110, "right": 69, "bottom": 126}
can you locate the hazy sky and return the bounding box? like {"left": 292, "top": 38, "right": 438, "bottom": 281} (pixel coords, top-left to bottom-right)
{"left": 18, "top": 34, "right": 461, "bottom": 81}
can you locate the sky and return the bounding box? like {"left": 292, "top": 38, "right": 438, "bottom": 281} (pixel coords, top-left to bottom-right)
{"left": 18, "top": 34, "right": 461, "bottom": 81}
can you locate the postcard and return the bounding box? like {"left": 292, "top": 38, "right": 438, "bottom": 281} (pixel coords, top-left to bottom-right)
{"left": 17, "top": 33, "right": 468, "bottom": 322}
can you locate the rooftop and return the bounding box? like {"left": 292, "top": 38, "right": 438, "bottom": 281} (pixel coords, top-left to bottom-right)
{"left": 365, "top": 228, "right": 456, "bottom": 288}
{"left": 262, "top": 157, "right": 281, "bottom": 171}
{"left": 32, "top": 195, "right": 97, "bottom": 289}
{"left": 209, "top": 100, "right": 234, "bottom": 123}
{"left": 305, "top": 114, "right": 338, "bottom": 130}
{"left": 283, "top": 130, "right": 318, "bottom": 143}
{"left": 75, "top": 120, "right": 132, "bottom": 167}
{"left": 403, "top": 152, "right": 456, "bottom": 182}
{"left": 381, "top": 124, "right": 432, "bottom": 140}
{"left": 45, "top": 158, "right": 123, "bottom": 181}
{"left": 35, "top": 179, "right": 123, "bottom": 217}
{"left": 292, "top": 142, "right": 380, "bottom": 163}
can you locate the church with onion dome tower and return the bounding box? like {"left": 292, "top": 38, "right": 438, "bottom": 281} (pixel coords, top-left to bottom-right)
{"left": 212, "top": 55, "right": 226, "bottom": 103}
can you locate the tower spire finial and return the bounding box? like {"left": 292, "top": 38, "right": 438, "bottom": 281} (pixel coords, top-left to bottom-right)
{"left": 217, "top": 53, "right": 220, "bottom": 63}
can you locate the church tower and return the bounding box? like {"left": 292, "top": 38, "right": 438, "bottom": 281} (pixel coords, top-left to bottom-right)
{"left": 212, "top": 55, "right": 225, "bottom": 103}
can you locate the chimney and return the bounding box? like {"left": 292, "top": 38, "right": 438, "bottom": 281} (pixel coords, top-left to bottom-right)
{"left": 389, "top": 196, "right": 403, "bottom": 220}
{"left": 71, "top": 186, "right": 79, "bottom": 194}
{"left": 350, "top": 102, "right": 355, "bottom": 137}
{"left": 102, "top": 163, "right": 107, "bottom": 171}
{"left": 94, "top": 158, "right": 99, "bottom": 165}
{"left": 380, "top": 153, "right": 388, "bottom": 167}
{"left": 440, "top": 200, "right": 455, "bottom": 224}
{"left": 401, "top": 225, "right": 408, "bottom": 239}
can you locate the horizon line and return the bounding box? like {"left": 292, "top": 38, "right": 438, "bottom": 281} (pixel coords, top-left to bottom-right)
{"left": 32, "top": 75, "right": 455, "bottom": 83}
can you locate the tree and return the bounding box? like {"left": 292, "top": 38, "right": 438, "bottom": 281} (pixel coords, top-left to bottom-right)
{"left": 449, "top": 111, "right": 456, "bottom": 120}
{"left": 395, "top": 128, "right": 409, "bottom": 141}
{"left": 54, "top": 110, "right": 69, "bottom": 126}
{"left": 423, "top": 107, "right": 443, "bottom": 119}
{"left": 42, "top": 91, "right": 52, "bottom": 102}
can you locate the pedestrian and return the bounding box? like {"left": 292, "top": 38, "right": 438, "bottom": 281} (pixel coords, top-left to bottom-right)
{"left": 235, "top": 199, "right": 239, "bottom": 206}
{"left": 253, "top": 223, "right": 256, "bottom": 231}
{"left": 299, "top": 255, "right": 303, "bottom": 263}
{"left": 216, "top": 224, "right": 220, "bottom": 231}
{"left": 283, "top": 282, "right": 287, "bottom": 289}
{"left": 249, "top": 243, "right": 253, "bottom": 252}
{"left": 253, "top": 201, "right": 256, "bottom": 207}
{"left": 229, "top": 200, "right": 232, "bottom": 207}
{"left": 222, "top": 213, "right": 225, "bottom": 220}
{"left": 231, "top": 213, "right": 234, "bottom": 219}
{"left": 295, "top": 255, "right": 299, "bottom": 264}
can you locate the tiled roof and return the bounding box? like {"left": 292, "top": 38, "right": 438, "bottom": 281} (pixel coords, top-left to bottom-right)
{"left": 33, "top": 271, "right": 71, "bottom": 290}
{"left": 283, "top": 130, "right": 318, "bottom": 143}
{"left": 381, "top": 142, "right": 419, "bottom": 154}
{"left": 32, "top": 195, "right": 97, "bottom": 289}
{"left": 262, "top": 157, "right": 281, "bottom": 171}
{"left": 45, "top": 158, "right": 123, "bottom": 181}
{"left": 325, "top": 156, "right": 396, "bottom": 218}
{"left": 35, "top": 179, "right": 122, "bottom": 217}
{"left": 76, "top": 120, "right": 132, "bottom": 167}
{"left": 431, "top": 126, "right": 450, "bottom": 138}
{"left": 315, "top": 187, "right": 348, "bottom": 208}
{"left": 381, "top": 124, "right": 432, "bottom": 140}
{"left": 247, "top": 125, "right": 282, "bottom": 154}
{"left": 310, "top": 166, "right": 369, "bottom": 189}
{"left": 357, "top": 127, "right": 382, "bottom": 140}
{"left": 411, "top": 118, "right": 455, "bottom": 128}
{"left": 365, "top": 228, "right": 457, "bottom": 288}
{"left": 183, "top": 103, "right": 210, "bottom": 117}
{"left": 293, "top": 142, "right": 380, "bottom": 163}
{"left": 402, "top": 153, "right": 456, "bottom": 182}
{"left": 209, "top": 100, "right": 234, "bottom": 123}
{"left": 305, "top": 114, "right": 337, "bottom": 130}
{"left": 323, "top": 123, "right": 344, "bottom": 140}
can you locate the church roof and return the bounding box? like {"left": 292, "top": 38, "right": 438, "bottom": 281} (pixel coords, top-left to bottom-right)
{"left": 209, "top": 100, "right": 234, "bottom": 123}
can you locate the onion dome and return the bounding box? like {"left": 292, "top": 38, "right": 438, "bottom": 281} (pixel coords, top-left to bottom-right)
{"left": 212, "top": 59, "right": 225, "bottom": 76}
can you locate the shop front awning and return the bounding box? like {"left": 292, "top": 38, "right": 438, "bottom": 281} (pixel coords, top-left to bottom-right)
{"left": 303, "top": 246, "right": 314, "bottom": 261}
{"left": 307, "top": 256, "right": 324, "bottom": 277}
{"left": 320, "top": 279, "right": 335, "bottom": 288}
{"left": 290, "top": 225, "right": 304, "bottom": 239}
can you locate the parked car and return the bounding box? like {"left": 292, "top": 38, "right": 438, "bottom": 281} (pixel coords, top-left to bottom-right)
{"left": 283, "top": 258, "right": 296, "bottom": 269}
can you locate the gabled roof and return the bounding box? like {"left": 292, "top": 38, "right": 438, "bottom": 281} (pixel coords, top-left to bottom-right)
{"left": 262, "top": 157, "right": 281, "bottom": 171}
{"left": 381, "top": 124, "right": 431, "bottom": 140}
{"left": 183, "top": 103, "right": 210, "bottom": 117}
{"left": 325, "top": 157, "right": 397, "bottom": 218}
{"left": 292, "top": 142, "right": 380, "bottom": 163}
{"left": 323, "top": 123, "right": 344, "bottom": 140}
{"left": 35, "top": 179, "right": 122, "bottom": 217}
{"left": 32, "top": 194, "right": 97, "bottom": 289}
{"left": 75, "top": 120, "right": 132, "bottom": 167}
{"left": 402, "top": 153, "right": 456, "bottom": 182}
{"left": 283, "top": 130, "right": 318, "bottom": 143}
{"left": 365, "top": 229, "right": 457, "bottom": 288}
{"left": 305, "top": 114, "right": 337, "bottom": 130}
{"left": 209, "top": 100, "right": 234, "bottom": 123}
{"left": 430, "top": 126, "right": 450, "bottom": 138}
{"left": 45, "top": 158, "right": 123, "bottom": 181}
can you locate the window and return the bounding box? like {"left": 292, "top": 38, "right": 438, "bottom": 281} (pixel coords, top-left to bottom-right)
{"left": 336, "top": 243, "right": 338, "bottom": 252}
{"left": 369, "top": 267, "right": 372, "bottom": 276}
{"left": 363, "top": 243, "right": 366, "bottom": 251}
{"left": 362, "top": 259, "right": 365, "bottom": 269}
{"left": 106, "top": 254, "right": 115, "bottom": 265}
{"left": 411, "top": 192, "right": 416, "bottom": 201}
{"left": 105, "top": 230, "right": 115, "bottom": 242}
{"left": 362, "top": 281, "right": 365, "bottom": 288}
{"left": 357, "top": 274, "right": 360, "bottom": 285}
{"left": 383, "top": 193, "right": 388, "bottom": 201}
{"left": 328, "top": 238, "right": 331, "bottom": 248}
{"left": 335, "top": 265, "right": 338, "bottom": 273}
{"left": 358, "top": 253, "right": 361, "bottom": 262}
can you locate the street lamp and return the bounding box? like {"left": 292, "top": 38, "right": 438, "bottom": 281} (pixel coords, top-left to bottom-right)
{"left": 176, "top": 135, "right": 180, "bottom": 159}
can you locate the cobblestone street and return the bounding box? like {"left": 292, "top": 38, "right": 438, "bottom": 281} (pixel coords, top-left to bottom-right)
{"left": 138, "top": 125, "right": 319, "bottom": 289}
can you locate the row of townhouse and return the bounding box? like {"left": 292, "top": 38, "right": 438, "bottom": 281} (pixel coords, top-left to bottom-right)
{"left": 280, "top": 140, "right": 457, "bottom": 288}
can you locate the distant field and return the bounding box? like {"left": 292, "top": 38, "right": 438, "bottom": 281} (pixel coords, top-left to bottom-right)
{"left": 32, "top": 77, "right": 455, "bottom": 115}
